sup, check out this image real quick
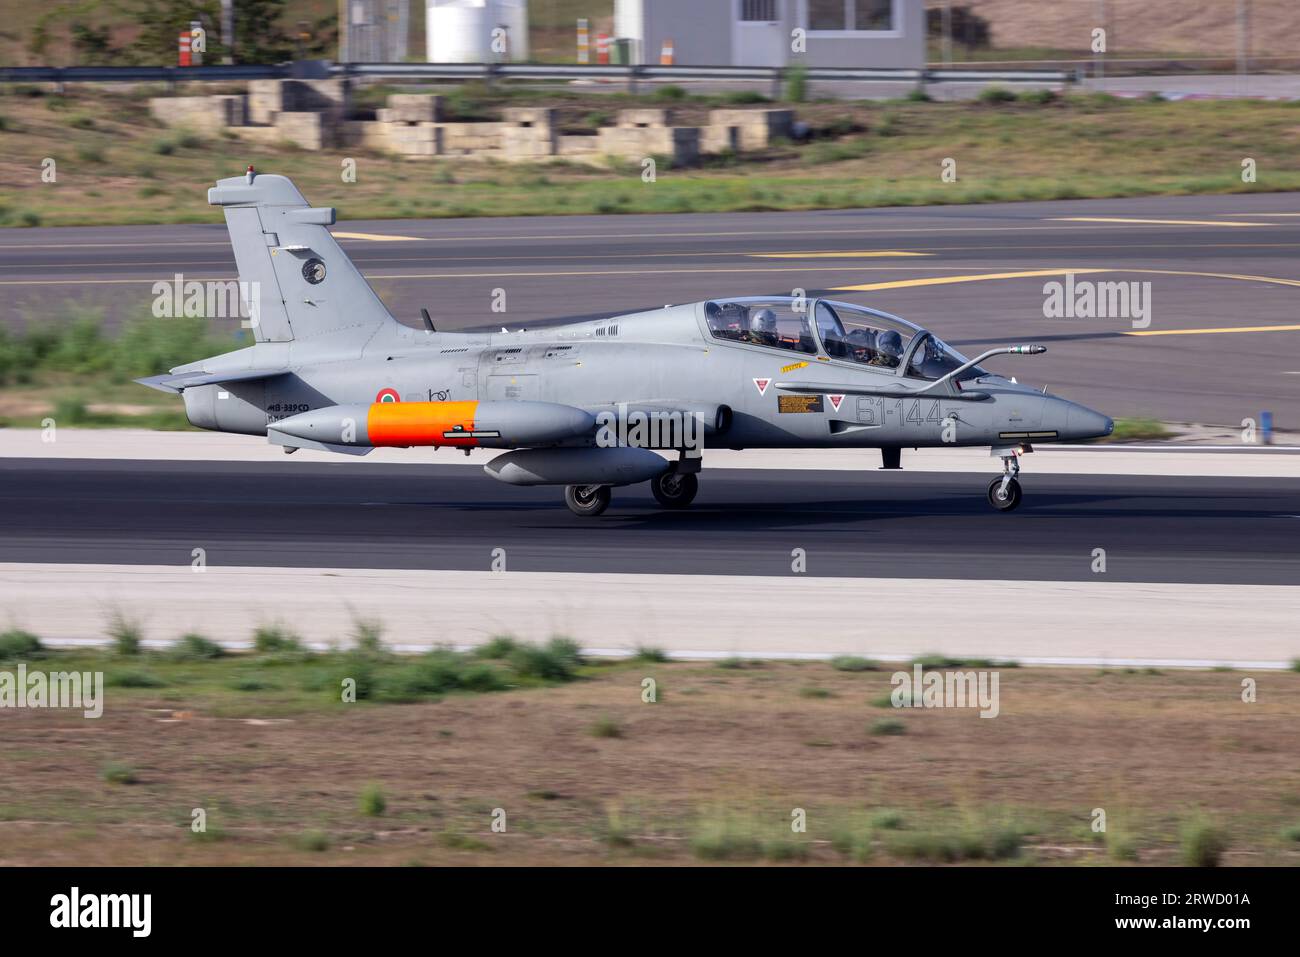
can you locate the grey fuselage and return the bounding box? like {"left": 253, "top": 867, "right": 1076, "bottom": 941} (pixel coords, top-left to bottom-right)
{"left": 183, "top": 298, "right": 1111, "bottom": 451}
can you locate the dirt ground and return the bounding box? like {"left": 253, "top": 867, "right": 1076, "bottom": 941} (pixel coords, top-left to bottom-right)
{"left": 1, "top": 659, "right": 1297, "bottom": 866}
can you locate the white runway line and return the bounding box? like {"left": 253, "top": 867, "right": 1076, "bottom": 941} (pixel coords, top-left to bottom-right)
{"left": 3, "top": 429, "right": 1299, "bottom": 478}
{"left": 2, "top": 564, "right": 1295, "bottom": 669}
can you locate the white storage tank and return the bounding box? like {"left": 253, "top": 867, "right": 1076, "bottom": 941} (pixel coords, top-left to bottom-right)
{"left": 426, "top": 0, "right": 529, "bottom": 63}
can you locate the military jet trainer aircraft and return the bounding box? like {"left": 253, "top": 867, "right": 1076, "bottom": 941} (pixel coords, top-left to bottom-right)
{"left": 140, "top": 170, "right": 1113, "bottom": 515}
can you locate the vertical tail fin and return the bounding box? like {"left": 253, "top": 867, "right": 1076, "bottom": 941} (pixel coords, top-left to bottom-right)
{"left": 208, "top": 170, "right": 398, "bottom": 344}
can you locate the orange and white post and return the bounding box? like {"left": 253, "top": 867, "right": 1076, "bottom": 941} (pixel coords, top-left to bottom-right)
{"left": 577, "top": 18, "right": 589, "bottom": 64}
{"left": 596, "top": 33, "right": 610, "bottom": 65}
{"left": 659, "top": 38, "right": 675, "bottom": 66}
{"left": 177, "top": 30, "right": 191, "bottom": 67}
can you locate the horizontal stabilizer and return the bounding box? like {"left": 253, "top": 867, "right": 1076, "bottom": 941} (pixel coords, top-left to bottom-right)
{"left": 136, "top": 368, "right": 286, "bottom": 394}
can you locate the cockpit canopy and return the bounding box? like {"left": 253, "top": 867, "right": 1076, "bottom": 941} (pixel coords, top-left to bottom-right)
{"left": 703, "top": 296, "right": 983, "bottom": 381}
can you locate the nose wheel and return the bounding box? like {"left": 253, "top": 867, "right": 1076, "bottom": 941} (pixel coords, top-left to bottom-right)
{"left": 564, "top": 484, "right": 611, "bottom": 516}
{"left": 987, "top": 476, "right": 1022, "bottom": 511}
{"left": 987, "top": 453, "right": 1023, "bottom": 512}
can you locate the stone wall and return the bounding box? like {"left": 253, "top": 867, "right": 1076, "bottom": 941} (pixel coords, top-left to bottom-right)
{"left": 149, "top": 82, "right": 796, "bottom": 168}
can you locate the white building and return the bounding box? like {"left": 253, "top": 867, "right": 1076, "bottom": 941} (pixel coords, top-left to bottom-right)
{"left": 426, "top": 0, "right": 530, "bottom": 63}
{"left": 614, "top": 0, "right": 924, "bottom": 69}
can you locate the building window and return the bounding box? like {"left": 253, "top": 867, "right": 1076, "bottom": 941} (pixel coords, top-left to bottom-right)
{"left": 808, "top": 0, "right": 894, "bottom": 31}
{"left": 741, "top": 0, "right": 779, "bottom": 21}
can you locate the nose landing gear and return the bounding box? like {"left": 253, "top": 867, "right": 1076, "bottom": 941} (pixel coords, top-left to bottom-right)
{"left": 986, "top": 447, "right": 1026, "bottom": 512}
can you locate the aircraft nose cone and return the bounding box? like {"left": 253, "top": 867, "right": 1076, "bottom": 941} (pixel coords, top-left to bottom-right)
{"left": 1065, "top": 403, "right": 1113, "bottom": 440}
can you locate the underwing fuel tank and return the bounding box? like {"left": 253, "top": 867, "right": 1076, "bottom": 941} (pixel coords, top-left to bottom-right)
{"left": 269, "top": 400, "right": 594, "bottom": 449}
{"left": 484, "top": 447, "right": 669, "bottom": 487}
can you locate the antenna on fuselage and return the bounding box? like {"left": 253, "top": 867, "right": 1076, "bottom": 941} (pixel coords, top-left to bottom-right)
{"left": 420, "top": 308, "right": 435, "bottom": 333}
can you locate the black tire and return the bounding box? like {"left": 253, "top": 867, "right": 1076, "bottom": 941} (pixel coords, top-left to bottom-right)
{"left": 564, "top": 484, "right": 611, "bottom": 517}
{"left": 987, "top": 477, "right": 1022, "bottom": 512}
{"left": 650, "top": 471, "right": 699, "bottom": 509}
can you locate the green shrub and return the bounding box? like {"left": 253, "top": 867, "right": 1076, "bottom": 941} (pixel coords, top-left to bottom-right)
{"left": 870, "top": 718, "right": 906, "bottom": 736}
{"left": 1019, "top": 88, "right": 1057, "bottom": 105}
{"left": 799, "top": 686, "right": 832, "bottom": 699}
{"left": 169, "top": 633, "right": 224, "bottom": 661}
{"left": 105, "top": 670, "right": 167, "bottom": 689}
{"left": 590, "top": 716, "right": 623, "bottom": 738}
{"left": 830, "top": 655, "right": 876, "bottom": 672}
{"left": 653, "top": 84, "right": 688, "bottom": 101}
{"left": 102, "top": 762, "right": 138, "bottom": 785}
{"left": 871, "top": 809, "right": 905, "bottom": 831}
{"left": 0, "top": 629, "right": 45, "bottom": 661}
{"left": 229, "top": 676, "right": 279, "bottom": 692}
{"left": 67, "top": 114, "right": 95, "bottom": 130}
{"left": 359, "top": 783, "right": 387, "bottom": 816}
{"left": 351, "top": 618, "right": 386, "bottom": 657}
{"left": 978, "top": 85, "right": 1016, "bottom": 104}
{"left": 150, "top": 137, "right": 175, "bottom": 155}
{"left": 253, "top": 625, "right": 303, "bottom": 654}
{"left": 784, "top": 63, "right": 808, "bottom": 102}
{"left": 691, "top": 819, "right": 764, "bottom": 861}
{"left": 108, "top": 614, "right": 141, "bottom": 656}
{"left": 1180, "top": 817, "right": 1227, "bottom": 867}
{"left": 292, "top": 829, "right": 330, "bottom": 852}
{"left": 508, "top": 637, "right": 583, "bottom": 681}
{"left": 634, "top": 645, "right": 670, "bottom": 663}
{"left": 474, "top": 635, "right": 518, "bottom": 659}
{"left": 725, "top": 90, "right": 770, "bottom": 104}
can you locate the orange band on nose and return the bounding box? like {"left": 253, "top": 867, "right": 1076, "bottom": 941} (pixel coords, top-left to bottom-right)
{"left": 367, "top": 401, "right": 479, "bottom": 446}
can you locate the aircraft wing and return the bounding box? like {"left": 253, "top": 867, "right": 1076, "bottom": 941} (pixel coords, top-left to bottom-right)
{"left": 135, "top": 368, "right": 287, "bottom": 394}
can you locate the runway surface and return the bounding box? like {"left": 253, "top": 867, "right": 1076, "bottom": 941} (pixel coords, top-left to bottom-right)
{"left": 2, "top": 457, "right": 1295, "bottom": 585}
{"left": 4, "top": 192, "right": 1300, "bottom": 425}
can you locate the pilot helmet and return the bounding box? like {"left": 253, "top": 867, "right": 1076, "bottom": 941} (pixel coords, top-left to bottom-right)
{"left": 750, "top": 308, "right": 778, "bottom": 335}
{"left": 876, "top": 329, "right": 903, "bottom": 358}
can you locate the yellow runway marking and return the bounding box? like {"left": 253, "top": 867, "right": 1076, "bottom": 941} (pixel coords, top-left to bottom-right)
{"left": 1049, "top": 217, "right": 1270, "bottom": 228}
{"left": 833, "top": 269, "right": 1108, "bottom": 292}
{"left": 751, "top": 250, "right": 932, "bottom": 259}
{"left": 1125, "top": 324, "right": 1300, "bottom": 337}
{"left": 331, "top": 231, "right": 420, "bottom": 242}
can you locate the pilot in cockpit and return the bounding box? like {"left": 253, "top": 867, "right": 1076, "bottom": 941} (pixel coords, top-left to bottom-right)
{"left": 747, "top": 308, "right": 778, "bottom": 347}
{"left": 870, "top": 329, "right": 904, "bottom": 368}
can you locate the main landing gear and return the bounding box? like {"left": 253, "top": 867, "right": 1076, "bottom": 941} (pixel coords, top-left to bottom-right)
{"left": 562, "top": 453, "right": 702, "bottom": 516}
{"left": 650, "top": 471, "right": 699, "bottom": 509}
{"left": 986, "top": 450, "right": 1024, "bottom": 512}
{"left": 563, "top": 484, "right": 611, "bottom": 517}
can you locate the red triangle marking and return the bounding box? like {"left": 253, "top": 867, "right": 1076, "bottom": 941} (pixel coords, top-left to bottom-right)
{"left": 828, "top": 394, "right": 844, "bottom": 411}
{"left": 753, "top": 378, "right": 770, "bottom": 396}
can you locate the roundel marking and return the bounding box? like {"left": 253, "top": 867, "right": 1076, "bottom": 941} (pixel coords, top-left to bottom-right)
{"left": 376, "top": 388, "right": 400, "bottom": 404}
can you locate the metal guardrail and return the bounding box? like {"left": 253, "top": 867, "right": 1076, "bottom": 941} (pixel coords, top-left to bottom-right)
{"left": 334, "top": 62, "right": 1068, "bottom": 86}
{"left": 1, "top": 61, "right": 1069, "bottom": 89}
{"left": 0, "top": 64, "right": 290, "bottom": 84}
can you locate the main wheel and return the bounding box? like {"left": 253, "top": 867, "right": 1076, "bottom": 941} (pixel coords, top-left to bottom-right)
{"left": 986, "top": 476, "right": 1022, "bottom": 512}
{"left": 650, "top": 471, "right": 699, "bottom": 509}
{"left": 564, "top": 484, "right": 611, "bottom": 517}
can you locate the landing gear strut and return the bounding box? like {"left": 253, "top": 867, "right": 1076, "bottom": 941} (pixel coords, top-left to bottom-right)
{"left": 564, "top": 484, "right": 611, "bottom": 517}
{"left": 986, "top": 452, "right": 1022, "bottom": 512}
